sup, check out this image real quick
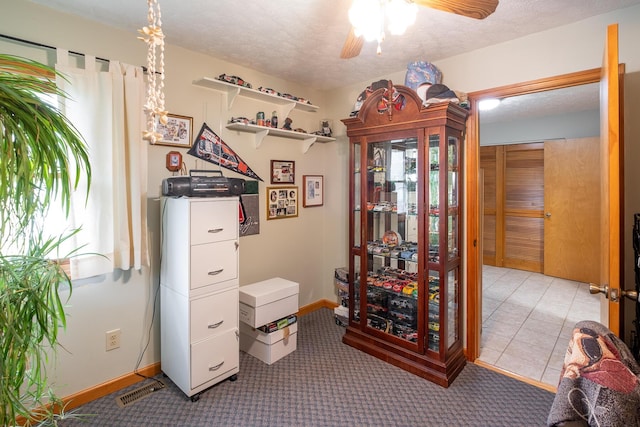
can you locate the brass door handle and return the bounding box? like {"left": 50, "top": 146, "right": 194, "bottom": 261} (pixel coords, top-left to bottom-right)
{"left": 589, "top": 283, "right": 609, "bottom": 298}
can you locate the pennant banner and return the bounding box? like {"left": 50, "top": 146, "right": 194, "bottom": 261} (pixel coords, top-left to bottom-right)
{"left": 188, "top": 122, "right": 263, "bottom": 181}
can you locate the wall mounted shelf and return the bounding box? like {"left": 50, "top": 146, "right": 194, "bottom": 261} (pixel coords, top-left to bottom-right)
{"left": 193, "top": 77, "right": 319, "bottom": 116}
{"left": 226, "top": 122, "right": 335, "bottom": 153}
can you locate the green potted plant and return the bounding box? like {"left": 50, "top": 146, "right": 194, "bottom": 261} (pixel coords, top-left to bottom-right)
{"left": 0, "top": 54, "right": 91, "bottom": 426}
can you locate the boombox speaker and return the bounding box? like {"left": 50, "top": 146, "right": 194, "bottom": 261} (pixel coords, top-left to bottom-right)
{"left": 162, "top": 170, "right": 245, "bottom": 198}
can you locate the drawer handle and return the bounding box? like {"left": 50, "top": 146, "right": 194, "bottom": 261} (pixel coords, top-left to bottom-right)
{"left": 208, "top": 228, "right": 224, "bottom": 233}
{"left": 209, "top": 361, "right": 224, "bottom": 371}
{"left": 208, "top": 269, "right": 224, "bottom": 276}
{"left": 208, "top": 320, "right": 224, "bottom": 329}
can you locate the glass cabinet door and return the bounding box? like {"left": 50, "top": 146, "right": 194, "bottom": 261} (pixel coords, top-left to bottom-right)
{"left": 427, "top": 135, "right": 440, "bottom": 351}
{"left": 446, "top": 134, "right": 461, "bottom": 349}
{"left": 351, "top": 142, "right": 361, "bottom": 324}
{"left": 447, "top": 135, "right": 459, "bottom": 260}
{"left": 353, "top": 142, "right": 361, "bottom": 249}
{"left": 363, "top": 137, "right": 419, "bottom": 343}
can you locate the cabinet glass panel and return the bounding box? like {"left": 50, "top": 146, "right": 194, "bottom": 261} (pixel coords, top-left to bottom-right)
{"left": 428, "top": 135, "right": 440, "bottom": 262}
{"left": 428, "top": 270, "right": 440, "bottom": 351}
{"left": 354, "top": 142, "right": 361, "bottom": 248}
{"left": 352, "top": 255, "right": 361, "bottom": 324}
{"left": 446, "top": 269, "right": 459, "bottom": 348}
{"left": 365, "top": 137, "right": 419, "bottom": 342}
{"left": 447, "top": 135, "right": 459, "bottom": 259}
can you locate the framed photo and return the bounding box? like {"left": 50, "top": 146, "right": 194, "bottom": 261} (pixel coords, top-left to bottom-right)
{"left": 154, "top": 113, "right": 193, "bottom": 147}
{"left": 303, "top": 175, "right": 324, "bottom": 207}
{"left": 266, "top": 186, "right": 298, "bottom": 220}
{"left": 271, "top": 160, "right": 295, "bottom": 184}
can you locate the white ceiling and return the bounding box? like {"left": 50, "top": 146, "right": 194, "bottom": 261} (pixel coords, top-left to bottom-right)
{"left": 480, "top": 82, "right": 600, "bottom": 124}
{"left": 26, "top": 0, "right": 640, "bottom": 91}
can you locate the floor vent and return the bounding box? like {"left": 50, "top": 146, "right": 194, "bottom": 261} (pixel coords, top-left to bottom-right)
{"left": 115, "top": 379, "right": 165, "bottom": 408}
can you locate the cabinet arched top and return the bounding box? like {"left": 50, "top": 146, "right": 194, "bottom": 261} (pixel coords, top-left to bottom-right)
{"left": 342, "top": 82, "right": 468, "bottom": 135}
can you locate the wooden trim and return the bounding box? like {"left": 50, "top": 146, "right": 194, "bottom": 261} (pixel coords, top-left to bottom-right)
{"left": 465, "top": 99, "right": 481, "bottom": 361}
{"left": 465, "top": 68, "right": 603, "bottom": 364}
{"left": 469, "top": 68, "right": 601, "bottom": 99}
{"left": 62, "top": 363, "right": 161, "bottom": 411}
{"left": 474, "top": 360, "right": 556, "bottom": 393}
{"left": 16, "top": 363, "right": 162, "bottom": 425}
{"left": 298, "top": 298, "right": 337, "bottom": 316}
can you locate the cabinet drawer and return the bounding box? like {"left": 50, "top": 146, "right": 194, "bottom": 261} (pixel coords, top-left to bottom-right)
{"left": 190, "top": 288, "right": 238, "bottom": 343}
{"left": 191, "top": 329, "right": 239, "bottom": 389}
{"left": 190, "top": 199, "right": 238, "bottom": 245}
{"left": 190, "top": 240, "right": 238, "bottom": 290}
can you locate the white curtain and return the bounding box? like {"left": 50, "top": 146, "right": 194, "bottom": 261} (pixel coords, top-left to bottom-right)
{"left": 55, "top": 49, "right": 149, "bottom": 279}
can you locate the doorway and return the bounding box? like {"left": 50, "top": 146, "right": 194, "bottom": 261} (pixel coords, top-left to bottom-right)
{"left": 464, "top": 67, "right": 604, "bottom": 373}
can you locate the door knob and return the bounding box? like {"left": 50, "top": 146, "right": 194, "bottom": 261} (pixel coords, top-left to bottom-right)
{"left": 621, "top": 289, "right": 640, "bottom": 302}
{"left": 589, "top": 283, "right": 609, "bottom": 298}
{"left": 589, "top": 283, "right": 638, "bottom": 302}
{"left": 545, "top": 212, "right": 551, "bottom": 218}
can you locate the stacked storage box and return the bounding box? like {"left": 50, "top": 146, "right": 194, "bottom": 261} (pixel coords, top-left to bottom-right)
{"left": 239, "top": 278, "right": 299, "bottom": 364}
{"left": 334, "top": 267, "right": 349, "bottom": 326}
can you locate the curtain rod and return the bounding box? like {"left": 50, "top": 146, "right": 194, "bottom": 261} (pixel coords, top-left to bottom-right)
{"left": 0, "top": 33, "right": 150, "bottom": 72}
{"left": 0, "top": 33, "right": 110, "bottom": 62}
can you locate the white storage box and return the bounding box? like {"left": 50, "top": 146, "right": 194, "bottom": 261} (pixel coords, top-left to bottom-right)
{"left": 334, "top": 305, "right": 348, "bottom": 327}
{"left": 239, "top": 322, "right": 298, "bottom": 364}
{"left": 239, "top": 278, "right": 299, "bottom": 328}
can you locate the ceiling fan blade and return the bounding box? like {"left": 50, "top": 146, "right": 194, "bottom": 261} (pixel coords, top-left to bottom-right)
{"left": 340, "top": 27, "right": 364, "bottom": 59}
{"left": 413, "top": 0, "right": 499, "bottom": 20}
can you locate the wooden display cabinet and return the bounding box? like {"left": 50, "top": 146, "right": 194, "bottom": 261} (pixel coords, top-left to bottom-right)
{"left": 341, "top": 83, "right": 468, "bottom": 387}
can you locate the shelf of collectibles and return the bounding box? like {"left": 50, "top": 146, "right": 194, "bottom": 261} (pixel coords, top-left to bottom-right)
{"left": 193, "top": 75, "right": 335, "bottom": 152}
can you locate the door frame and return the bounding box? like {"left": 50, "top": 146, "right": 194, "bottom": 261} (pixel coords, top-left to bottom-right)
{"left": 465, "top": 68, "right": 603, "bottom": 362}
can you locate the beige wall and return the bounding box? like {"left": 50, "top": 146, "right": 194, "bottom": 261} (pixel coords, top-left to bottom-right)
{"left": 2, "top": 0, "right": 640, "bottom": 398}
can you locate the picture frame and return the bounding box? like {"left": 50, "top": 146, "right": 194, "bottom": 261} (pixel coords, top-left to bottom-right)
{"left": 154, "top": 113, "right": 193, "bottom": 147}
{"left": 266, "top": 186, "right": 298, "bottom": 220}
{"left": 303, "top": 175, "right": 324, "bottom": 207}
{"left": 270, "top": 160, "right": 295, "bottom": 184}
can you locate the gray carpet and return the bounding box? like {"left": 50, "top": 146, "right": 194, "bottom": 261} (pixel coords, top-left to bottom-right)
{"left": 58, "top": 308, "right": 555, "bottom": 426}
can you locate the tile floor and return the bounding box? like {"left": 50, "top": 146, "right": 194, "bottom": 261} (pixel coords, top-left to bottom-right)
{"left": 478, "top": 265, "right": 601, "bottom": 387}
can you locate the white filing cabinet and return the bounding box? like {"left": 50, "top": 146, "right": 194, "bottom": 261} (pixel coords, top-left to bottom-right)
{"left": 160, "top": 196, "right": 239, "bottom": 401}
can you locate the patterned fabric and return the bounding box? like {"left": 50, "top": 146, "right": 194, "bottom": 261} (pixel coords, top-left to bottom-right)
{"left": 548, "top": 320, "right": 640, "bottom": 426}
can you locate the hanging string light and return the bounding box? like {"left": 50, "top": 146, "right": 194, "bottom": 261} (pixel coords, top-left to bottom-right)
{"left": 138, "top": 0, "right": 167, "bottom": 143}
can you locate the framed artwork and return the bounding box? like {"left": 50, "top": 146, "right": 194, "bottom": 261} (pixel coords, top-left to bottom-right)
{"left": 266, "top": 186, "right": 298, "bottom": 220}
{"left": 154, "top": 113, "right": 193, "bottom": 147}
{"left": 303, "top": 175, "right": 323, "bottom": 207}
{"left": 270, "top": 160, "right": 295, "bottom": 184}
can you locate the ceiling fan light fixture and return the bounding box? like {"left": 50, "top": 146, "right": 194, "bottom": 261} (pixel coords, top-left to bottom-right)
{"left": 386, "top": 0, "right": 417, "bottom": 35}
{"left": 349, "top": 0, "right": 384, "bottom": 41}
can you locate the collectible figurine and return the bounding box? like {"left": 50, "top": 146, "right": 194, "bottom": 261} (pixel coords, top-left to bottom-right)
{"left": 283, "top": 117, "right": 293, "bottom": 130}
{"left": 320, "top": 120, "right": 332, "bottom": 137}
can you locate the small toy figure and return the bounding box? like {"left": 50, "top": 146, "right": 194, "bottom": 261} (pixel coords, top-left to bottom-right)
{"left": 283, "top": 117, "right": 293, "bottom": 130}
{"left": 320, "top": 120, "right": 332, "bottom": 137}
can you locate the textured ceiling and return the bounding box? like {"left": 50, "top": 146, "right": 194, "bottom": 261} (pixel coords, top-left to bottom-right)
{"left": 26, "top": 0, "right": 640, "bottom": 91}
{"left": 480, "top": 83, "right": 600, "bottom": 124}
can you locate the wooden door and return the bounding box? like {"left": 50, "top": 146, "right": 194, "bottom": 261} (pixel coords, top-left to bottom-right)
{"left": 596, "top": 24, "right": 624, "bottom": 334}
{"left": 543, "top": 138, "right": 600, "bottom": 283}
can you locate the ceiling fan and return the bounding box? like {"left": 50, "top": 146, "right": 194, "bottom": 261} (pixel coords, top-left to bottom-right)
{"left": 340, "top": 0, "right": 499, "bottom": 58}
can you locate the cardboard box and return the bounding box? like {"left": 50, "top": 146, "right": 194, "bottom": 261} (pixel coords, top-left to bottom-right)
{"left": 239, "top": 278, "right": 299, "bottom": 328}
{"left": 239, "top": 322, "right": 298, "bottom": 364}
{"left": 334, "top": 305, "right": 348, "bottom": 327}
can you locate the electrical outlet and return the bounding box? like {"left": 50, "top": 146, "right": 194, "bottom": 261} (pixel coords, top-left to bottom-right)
{"left": 106, "top": 329, "right": 121, "bottom": 351}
